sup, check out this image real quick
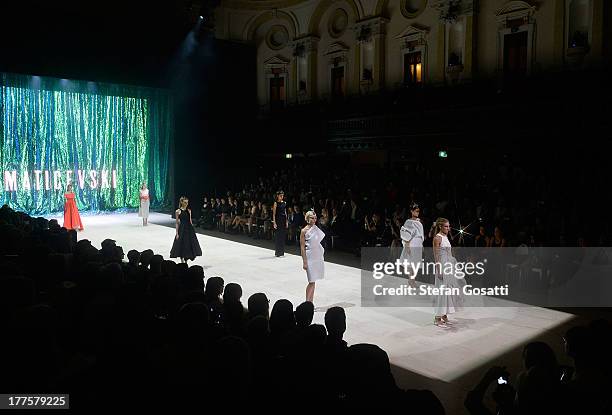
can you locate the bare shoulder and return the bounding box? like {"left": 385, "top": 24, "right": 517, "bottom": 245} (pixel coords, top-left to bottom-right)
{"left": 175, "top": 209, "right": 181, "bottom": 216}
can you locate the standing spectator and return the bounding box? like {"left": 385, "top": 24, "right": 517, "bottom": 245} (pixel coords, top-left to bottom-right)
{"left": 489, "top": 226, "right": 506, "bottom": 247}
{"left": 272, "top": 190, "right": 288, "bottom": 257}
{"left": 475, "top": 225, "right": 490, "bottom": 248}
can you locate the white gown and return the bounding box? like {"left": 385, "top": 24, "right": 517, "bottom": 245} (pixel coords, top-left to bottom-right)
{"left": 304, "top": 225, "right": 325, "bottom": 282}
{"left": 400, "top": 219, "right": 424, "bottom": 274}
{"left": 434, "top": 233, "right": 465, "bottom": 315}
{"left": 138, "top": 189, "right": 150, "bottom": 218}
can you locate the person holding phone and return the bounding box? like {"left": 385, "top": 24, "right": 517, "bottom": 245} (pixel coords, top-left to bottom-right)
{"left": 465, "top": 366, "right": 515, "bottom": 415}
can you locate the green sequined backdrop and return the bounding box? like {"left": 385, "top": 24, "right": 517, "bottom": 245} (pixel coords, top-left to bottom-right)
{"left": 0, "top": 73, "right": 173, "bottom": 215}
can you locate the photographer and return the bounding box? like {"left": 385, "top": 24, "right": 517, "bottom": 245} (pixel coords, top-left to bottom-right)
{"left": 363, "top": 212, "right": 385, "bottom": 247}
{"left": 198, "top": 196, "right": 213, "bottom": 229}
{"left": 465, "top": 366, "right": 516, "bottom": 415}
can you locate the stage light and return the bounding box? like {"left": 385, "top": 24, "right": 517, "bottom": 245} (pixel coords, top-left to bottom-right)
{"left": 438, "top": 150, "right": 448, "bottom": 158}
{"left": 285, "top": 153, "right": 293, "bottom": 159}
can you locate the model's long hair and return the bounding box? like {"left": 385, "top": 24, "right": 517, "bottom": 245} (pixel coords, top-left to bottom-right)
{"left": 179, "top": 196, "right": 189, "bottom": 209}
{"left": 429, "top": 217, "right": 449, "bottom": 238}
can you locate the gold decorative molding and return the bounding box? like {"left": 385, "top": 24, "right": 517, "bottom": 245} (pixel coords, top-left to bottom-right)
{"left": 244, "top": 9, "right": 297, "bottom": 41}
{"left": 221, "top": 0, "right": 308, "bottom": 11}
{"left": 400, "top": 0, "right": 428, "bottom": 19}
{"left": 308, "top": 0, "right": 361, "bottom": 35}
{"left": 328, "top": 8, "right": 349, "bottom": 39}
{"left": 495, "top": 1, "right": 536, "bottom": 25}
{"left": 266, "top": 25, "right": 290, "bottom": 49}
{"left": 395, "top": 24, "right": 430, "bottom": 45}
{"left": 263, "top": 55, "right": 291, "bottom": 73}
{"left": 353, "top": 15, "right": 389, "bottom": 42}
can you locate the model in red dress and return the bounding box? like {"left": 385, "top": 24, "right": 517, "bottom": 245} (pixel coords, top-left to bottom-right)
{"left": 63, "top": 184, "right": 84, "bottom": 231}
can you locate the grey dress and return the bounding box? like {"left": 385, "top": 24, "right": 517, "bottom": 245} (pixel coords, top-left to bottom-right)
{"left": 138, "top": 189, "right": 150, "bottom": 218}
{"left": 400, "top": 218, "right": 424, "bottom": 264}
{"left": 434, "top": 233, "right": 465, "bottom": 315}
{"left": 305, "top": 225, "right": 325, "bottom": 282}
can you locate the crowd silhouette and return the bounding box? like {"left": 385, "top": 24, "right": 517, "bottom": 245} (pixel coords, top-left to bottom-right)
{"left": 1, "top": 203, "right": 609, "bottom": 412}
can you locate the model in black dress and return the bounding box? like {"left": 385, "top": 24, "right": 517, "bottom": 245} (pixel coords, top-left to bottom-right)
{"left": 272, "top": 190, "right": 288, "bottom": 257}
{"left": 170, "top": 196, "right": 202, "bottom": 263}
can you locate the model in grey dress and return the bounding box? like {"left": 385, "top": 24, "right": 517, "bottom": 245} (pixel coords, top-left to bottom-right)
{"left": 139, "top": 184, "right": 150, "bottom": 226}
{"left": 301, "top": 210, "right": 325, "bottom": 303}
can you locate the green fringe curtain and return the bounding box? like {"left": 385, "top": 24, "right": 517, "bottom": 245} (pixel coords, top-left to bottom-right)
{"left": 0, "top": 73, "right": 173, "bottom": 215}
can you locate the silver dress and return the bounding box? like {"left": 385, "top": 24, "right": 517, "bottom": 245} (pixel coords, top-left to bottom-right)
{"left": 434, "top": 233, "right": 465, "bottom": 315}
{"left": 138, "top": 189, "right": 150, "bottom": 218}
{"left": 304, "top": 225, "right": 325, "bottom": 282}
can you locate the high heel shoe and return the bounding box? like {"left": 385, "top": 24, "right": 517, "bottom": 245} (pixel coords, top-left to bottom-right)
{"left": 434, "top": 317, "right": 446, "bottom": 327}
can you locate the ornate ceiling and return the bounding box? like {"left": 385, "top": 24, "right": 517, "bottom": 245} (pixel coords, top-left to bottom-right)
{"left": 221, "top": 0, "right": 309, "bottom": 10}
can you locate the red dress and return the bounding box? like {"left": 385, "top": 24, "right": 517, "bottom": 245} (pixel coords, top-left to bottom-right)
{"left": 63, "top": 192, "right": 84, "bottom": 230}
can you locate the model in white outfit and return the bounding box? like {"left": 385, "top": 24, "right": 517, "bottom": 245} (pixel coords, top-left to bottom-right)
{"left": 301, "top": 210, "right": 325, "bottom": 303}
{"left": 432, "top": 218, "right": 465, "bottom": 326}
{"left": 139, "top": 183, "right": 150, "bottom": 226}
{"left": 400, "top": 203, "right": 424, "bottom": 278}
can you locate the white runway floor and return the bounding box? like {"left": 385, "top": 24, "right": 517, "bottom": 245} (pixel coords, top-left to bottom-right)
{"left": 67, "top": 212, "right": 577, "bottom": 413}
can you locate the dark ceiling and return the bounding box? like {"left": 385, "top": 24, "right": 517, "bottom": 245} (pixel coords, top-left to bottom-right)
{"left": 0, "top": 1, "right": 200, "bottom": 86}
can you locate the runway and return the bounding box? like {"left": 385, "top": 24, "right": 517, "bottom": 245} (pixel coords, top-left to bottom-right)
{"left": 65, "top": 211, "right": 578, "bottom": 413}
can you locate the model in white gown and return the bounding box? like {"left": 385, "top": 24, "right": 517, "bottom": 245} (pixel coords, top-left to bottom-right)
{"left": 305, "top": 224, "right": 325, "bottom": 282}
{"left": 301, "top": 210, "right": 325, "bottom": 303}
{"left": 139, "top": 184, "right": 150, "bottom": 226}
{"left": 434, "top": 232, "right": 465, "bottom": 318}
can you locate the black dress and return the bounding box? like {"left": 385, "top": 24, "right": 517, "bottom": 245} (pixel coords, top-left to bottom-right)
{"left": 274, "top": 201, "right": 287, "bottom": 256}
{"left": 170, "top": 208, "right": 202, "bottom": 261}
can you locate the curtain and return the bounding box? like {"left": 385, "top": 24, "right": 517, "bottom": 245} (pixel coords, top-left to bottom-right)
{"left": 0, "top": 72, "right": 173, "bottom": 215}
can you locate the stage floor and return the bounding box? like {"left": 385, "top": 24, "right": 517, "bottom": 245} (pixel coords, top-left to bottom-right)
{"left": 72, "top": 212, "right": 577, "bottom": 413}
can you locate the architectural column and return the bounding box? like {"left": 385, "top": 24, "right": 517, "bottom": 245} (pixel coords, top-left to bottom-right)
{"left": 354, "top": 40, "right": 361, "bottom": 94}
{"left": 434, "top": 0, "right": 476, "bottom": 83}
{"left": 292, "top": 35, "right": 319, "bottom": 101}
{"left": 353, "top": 17, "right": 389, "bottom": 93}
{"left": 590, "top": 0, "right": 604, "bottom": 64}
{"left": 290, "top": 58, "right": 297, "bottom": 104}
{"left": 553, "top": 0, "right": 565, "bottom": 67}
{"left": 372, "top": 17, "right": 389, "bottom": 91}
{"left": 464, "top": 14, "right": 474, "bottom": 78}
{"left": 436, "top": 22, "right": 446, "bottom": 83}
